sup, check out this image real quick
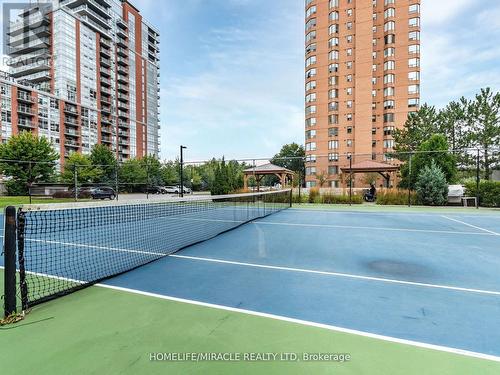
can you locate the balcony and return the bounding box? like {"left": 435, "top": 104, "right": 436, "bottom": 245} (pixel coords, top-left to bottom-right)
{"left": 9, "top": 37, "right": 50, "bottom": 55}
{"left": 72, "top": 4, "right": 111, "bottom": 30}
{"left": 17, "top": 92, "right": 35, "bottom": 103}
{"left": 118, "top": 111, "right": 128, "bottom": 119}
{"left": 10, "top": 58, "right": 50, "bottom": 78}
{"left": 117, "top": 93, "right": 129, "bottom": 102}
{"left": 117, "top": 102, "right": 129, "bottom": 110}
{"left": 100, "top": 76, "right": 111, "bottom": 86}
{"left": 101, "top": 86, "right": 111, "bottom": 96}
{"left": 101, "top": 136, "right": 112, "bottom": 144}
{"left": 64, "top": 106, "right": 78, "bottom": 116}
{"left": 65, "top": 140, "right": 79, "bottom": 148}
{"left": 118, "top": 120, "right": 129, "bottom": 128}
{"left": 100, "top": 57, "right": 111, "bottom": 67}
{"left": 100, "top": 37, "right": 111, "bottom": 48}
{"left": 100, "top": 66, "right": 111, "bottom": 77}
{"left": 100, "top": 46, "right": 110, "bottom": 58}
{"left": 117, "top": 84, "right": 128, "bottom": 93}
{"left": 116, "top": 18, "right": 128, "bottom": 30}
{"left": 17, "top": 119, "right": 35, "bottom": 128}
{"left": 100, "top": 96, "right": 111, "bottom": 105}
{"left": 117, "top": 47, "right": 128, "bottom": 57}
{"left": 17, "top": 106, "right": 35, "bottom": 116}
{"left": 117, "top": 28, "right": 128, "bottom": 39}
{"left": 101, "top": 115, "right": 112, "bottom": 124}
{"left": 117, "top": 37, "right": 127, "bottom": 47}
{"left": 118, "top": 130, "right": 128, "bottom": 137}
{"left": 117, "top": 56, "right": 128, "bottom": 66}
{"left": 64, "top": 128, "right": 80, "bottom": 137}
{"left": 9, "top": 13, "right": 49, "bottom": 36}
{"left": 101, "top": 126, "right": 113, "bottom": 134}
{"left": 9, "top": 25, "right": 50, "bottom": 46}
{"left": 101, "top": 105, "right": 112, "bottom": 114}
{"left": 117, "top": 65, "right": 128, "bottom": 76}
{"left": 64, "top": 117, "right": 79, "bottom": 126}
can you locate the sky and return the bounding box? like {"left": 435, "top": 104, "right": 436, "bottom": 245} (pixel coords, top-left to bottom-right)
{"left": 1, "top": 0, "right": 500, "bottom": 161}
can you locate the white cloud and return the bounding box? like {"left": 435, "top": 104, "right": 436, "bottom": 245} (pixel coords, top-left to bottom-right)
{"left": 422, "top": 0, "right": 472, "bottom": 27}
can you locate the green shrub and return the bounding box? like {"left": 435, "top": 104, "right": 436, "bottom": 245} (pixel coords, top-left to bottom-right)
{"left": 415, "top": 161, "right": 448, "bottom": 206}
{"left": 464, "top": 179, "right": 500, "bottom": 207}
{"left": 292, "top": 192, "right": 307, "bottom": 203}
{"left": 5, "top": 180, "right": 27, "bottom": 196}
{"left": 376, "top": 189, "right": 418, "bottom": 205}
{"left": 321, "top": 192, "right": 362, "bottom": 204}
{"left": 308, "top": 187, "right": 320, "bottom": 203}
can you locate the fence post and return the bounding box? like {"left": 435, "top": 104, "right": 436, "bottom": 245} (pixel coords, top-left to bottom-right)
{"left": 4, "top": 206, "right": 17, "bottom": 317}
{"left": 74, "top": 165, "right": 78, "bottom": 202}
{"left": 115, "top": 164, "right": 119, "bottom": 201}
{"left": 408, "top": 153, "right": 413, "bottom": 207}
{"left": 476, "top": 149, "right": 480, "bottom": 209}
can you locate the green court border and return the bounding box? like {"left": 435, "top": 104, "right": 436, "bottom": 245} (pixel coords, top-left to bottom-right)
{"left": 1, "top": 269, "right": 500, "bottom": 375}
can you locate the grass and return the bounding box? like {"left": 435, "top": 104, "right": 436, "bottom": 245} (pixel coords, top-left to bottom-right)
{"left": 0, "top": 196, "right": 91, "bottom": 209}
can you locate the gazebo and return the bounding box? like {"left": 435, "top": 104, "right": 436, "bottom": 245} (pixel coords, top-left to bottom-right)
{"left": 243, "top": 163, "right": 295, "bottom": 191}
{"left": 340, "top": 160, "right": 400, "bottom": 188}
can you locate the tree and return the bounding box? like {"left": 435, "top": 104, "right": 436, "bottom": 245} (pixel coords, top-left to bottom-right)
{"left": 161, "top": 160, "right": 179, "bottom": 186}
{"left": 316, "top": 170, "right": 327, "bottom": 188}
{"left": 0, "top": 131, "right": 58, "bottom": 195}
{"left": 393, "top": 104, "right": 441, "bottom": 159}
{"left": 463, "top": 88, "right": 500, "bottom": 179}
{"left": 415, "top": 161, "right": 448, "bottom": 206}
{"left": 271, "top": 143, "right": 305, "bottom": 185}
{"left": 61, "top": 152, "right": 101, "bottom": 184}
{"left": 90, "top": 144, "right": 116, "bottom": 183}
{"left": 400, "top": 134, "right": 457, "bottom": 188}
{"left": 119, "top": 158, "right": 147, "bottom": 192}
{"left": 142, "top": 155, "right": 163, "bottom": 186}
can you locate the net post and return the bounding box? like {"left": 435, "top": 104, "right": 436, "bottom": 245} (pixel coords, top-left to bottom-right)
{"left": 289, "top": 188, "right": 292, "bottom": 208}
{"left": 476, "top": 149, "right": 480, "bottom": 209}
{"left": 4, "top": 206, "right": 17, "bottom": 317}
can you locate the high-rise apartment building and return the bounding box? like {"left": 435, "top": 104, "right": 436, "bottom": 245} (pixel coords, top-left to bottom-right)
{"left": 304, "top": 0, "right": 420, "bottom": 187}
{"left": 2, "top": 0, "right": 160, "bottom": 163}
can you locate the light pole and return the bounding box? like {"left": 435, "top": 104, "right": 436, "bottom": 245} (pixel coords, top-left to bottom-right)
{"left": 347, "top": 154, "right": 352, "bottom": 206}
{"left": 180, "top": 145, "right": 187, "bottom": 197}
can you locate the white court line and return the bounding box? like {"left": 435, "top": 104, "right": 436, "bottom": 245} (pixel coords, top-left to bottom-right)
{"left": 170, "top": 254, "right": 500, "bottom": 297}
{"left": 441, "top": 216, "right": 500, "bottom": 236}
{"left": 253, "top": 221, "right": 494, "bottom": 236}
{"left": 96, "top": 282, "right": 500, "bottom": 363}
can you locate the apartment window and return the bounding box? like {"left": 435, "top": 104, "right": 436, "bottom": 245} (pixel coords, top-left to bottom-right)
{"left": 328, "top": 166, "right": 339, "bottom": 175}
{"left": 329, "top": 50, "right": 339, "bottom": 60}
{"left": 305, "top": 18, "right": 317, "bottom": 31}
{"left": 372, "top": 90, "right": 377, "bottom": 97}
{"left": 306, "top": 130, "right": 317, "bottom": 140}
{"left": 346, "top": 139, "right": 353, "bottom": 147}
{"left": 329, "top": 89, "right": 339, "bottom": 99}
{"left": 384, "top": 21, "right": 395, "bottom": 32}
{"left": 306, "top": 31, "right": 317, "bottom": 43}
{"left": 346, "top": 100, "right": 353, "bottom": 108}
{"left": 384, "top": 47, "right": 395, "bottom": 57}
{"left": 306, "top": 5, "right": 317, "bottom": 18}
{"left": 347, "top": 9, "right": 353, "bottom": 17}
{"left": 384, "top": 139, "right": 394, "bottom": 148}
{"left": 306, "top": 81, "right": 317, "bottom": 91}
{"left": 306, "top": 43, "right": 317, "bottom": 54}
{"left": 346, "top": 74, "right": 353, "bottom": 83}
{"left": 306, "top": 0, "right": 313, "bottom": 6}
{"left": 373, "top": 38, "right": 377, "bottom": 46}
{"left": 306, "top": 56, "right": 317, "bottom": 67}
{"left": 347, "top": 35, "right": 353, "bottom": 43}
{"left": 329, "top": 0, "right": 339, "bottom": 8}
{"left": 384, "top": 126, "right": 395, "bottom": 136}
{"left": 383, "top": 113, "right": 395, "bottom": 123}
{"left": 372, "top": 64, "right": 377, "bottom": 72}
{"left": 329, "top": 127, "right": 339, "bottom": 136}
{"left": 305, "top": 105, "right": 317, "bottom": 115}
{"left": 385, "top": 0, "right": 394, "bottom": 5}
{"left": 384, "top": 60, "right": 395, "bottom": 70}
{"left": 328, "top": 140, "right": 339, "bottom": 150}
{"left": 329, "top": 24, "right": 339, "bottom": 34}
{"left": 409, "top": 31, "right": 420, "bottom": 41}
{"left": 409, "top": 4, "right": 420, "bottom": 13}
{"left": 373, "top": 13, "right": 377, "bottom": 20}
{"left": 384, "top": 100, "right": 395, "bottom": 109}
{"left": 384, "top": 8, "right": 395, "bottom": 19}
{"left": 372, "top": 127, "right": 377, "bottom": 135}
{"left": 347, "top": 126, "right": 352, "bottom": 134}
{"left": 306, "top": 93, "right": 317, "bottom": 103}
{"left": 409, "top": 18, "right": 420, "bottom": 27}
{"left": 347, "top": 61, "right": 353, "bottom": 69}
{"left": 346, "top": 87, "right": 353, "bottom": 95}
{"left": 305, "top": 167, "right": 316, "bottom": 176}
{"left": 408, "top": 98, "right": 420, "bottom": 108}
{"left": 330, "top": 11, "right": 339, "bottom": 21}
{"left": 306, "top": 68, "right": 317, "bottom": 78}
{"left": 372, "top": 115, "right": 377, "bottom": 122}
{"left": 384, "top": 34, "right": 396, "bottom": 44}
{"left": 329, "top": 153, "right": 339, "bottom": 161}
{"left": 306, "top": 181, "right": 317, "bottom": 188}
{"left": 347, "top": 22, "right": 353, "bottom": 30}
{"left": 408, "top": 84, "right": 420, "bottom": 94}
{"left": 384, "top": 74, "right": 395, "bottom": 84}
{"left": 409, "top": 58, "right": 420, "bottom": 68}
{"left": 372, "top": 51, "right": 377, "bottom": 59}
{"left": 347, "top": 48, "right": 353, "bottom": 56}
{"left": 409, "top": 44, "right": 420, "bottom": 54}
{"left": 306, "top": 142, "right": 317, "bottom": 151}
{"left": 329, "top": 76, "right": 339, "bottom": 86}
{"left": 372, "top": 77, "right": 377, "bottom": 85}
{"left": 408, "top": 71, "right": 420, "bottom": 81}
{"left": 347, "top": 113, "right": 353, "bottom": 121}
{"left": 373, "top": 26, "right": 377, "bottom": 33}
{"left": 329, "top": 37, "right": 339, "bottom": 48}
{"left": 384, "top": 87, "right": 394, "bottom": 96}
{"left": 305, "top": 154, "right": 316, "bottom": 163}
{"left": 329, "top": 63, "right": 339, "bottom": 73}
{"left": 329, "top": 101, "right": 339, "bottom": 111}
{"left": 329, "top": 114, "right": 339, "bottom": 124}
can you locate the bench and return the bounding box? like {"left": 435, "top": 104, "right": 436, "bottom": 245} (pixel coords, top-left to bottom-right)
{"left": 461, "top": 196, "right": 477, "bottom": 208}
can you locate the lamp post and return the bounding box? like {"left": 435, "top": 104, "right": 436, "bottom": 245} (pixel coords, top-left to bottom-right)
{"left": 347, "top": 154, "right": 352, "bottom": 206}
{"left": 180, "top": 145, "right": 187, "bottom": 197}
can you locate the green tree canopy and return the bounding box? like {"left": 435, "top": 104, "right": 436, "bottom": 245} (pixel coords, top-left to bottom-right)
{"left": 415, "top": 161, "right": 449, "bottom": 206}
{"left": 90, "top": 144, "right": 116, "bottom": 183}
{"left": 271, "top": 143, "right": 305, "bottom": 177}
{"left": 61, "top": 152, "right": 101, "bottom": 184}
{"left": 0, "top": 131, "right": 58, "bottom": 195}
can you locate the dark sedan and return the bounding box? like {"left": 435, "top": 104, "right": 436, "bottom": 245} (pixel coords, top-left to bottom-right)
{"left": 91, "top": 187, "right": 116, "bottom": 200}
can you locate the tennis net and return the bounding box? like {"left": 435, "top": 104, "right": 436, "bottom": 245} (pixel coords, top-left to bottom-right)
{"left": 3, "top": 189, "right": 291, "bottom": 314}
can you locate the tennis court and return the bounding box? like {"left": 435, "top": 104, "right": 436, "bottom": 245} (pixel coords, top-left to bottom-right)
{"left": 1, "top": 194, "right": 500, "bottom": 374}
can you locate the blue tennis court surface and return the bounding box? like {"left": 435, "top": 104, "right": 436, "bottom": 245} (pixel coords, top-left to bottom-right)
{"left": 99, "top": 208, "right": 500, "bottom": 358}
{"left": 2, "top": 206, "right": 500, "bottom": 360}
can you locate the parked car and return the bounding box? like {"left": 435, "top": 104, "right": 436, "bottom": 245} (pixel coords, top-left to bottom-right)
{"left": 91, "top": 187, "right": 116, "bottom": 200}
{"left": 164, "top": 185, "right": 192, "bottom": 194}
{"left": 145, "top": 186, "right": 165, "bottom": 194}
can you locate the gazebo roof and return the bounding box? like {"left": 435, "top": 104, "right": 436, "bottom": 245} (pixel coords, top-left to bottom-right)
{"left": 340, "top": 160, "right": 399, "bottom": 173}
{"left": 243, "top": 163, "right": 294, "bottom": 175}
